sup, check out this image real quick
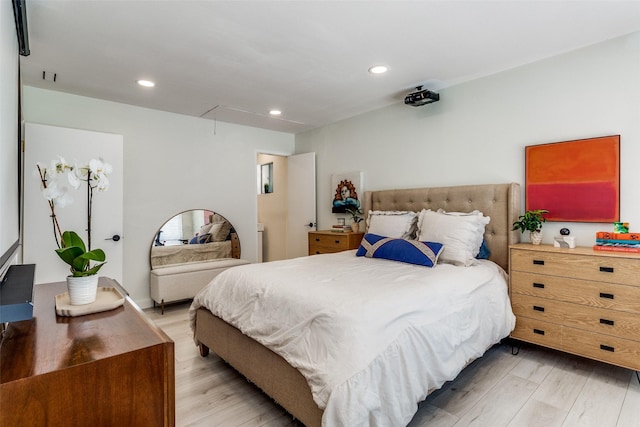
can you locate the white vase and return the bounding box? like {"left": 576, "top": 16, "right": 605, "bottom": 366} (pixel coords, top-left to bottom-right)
{"left": 67, "top": 275, "right": 99, "bottom": 305}
{"left": 352, "top": 222, "right": 360, "bottom": 233}
{"left": 530, "top": 231, "right": 543, "bottom": 245}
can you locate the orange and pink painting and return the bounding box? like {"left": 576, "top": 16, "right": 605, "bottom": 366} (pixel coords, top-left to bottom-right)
{"left": 525, "top": 135, "right": 620, "bottom": 222}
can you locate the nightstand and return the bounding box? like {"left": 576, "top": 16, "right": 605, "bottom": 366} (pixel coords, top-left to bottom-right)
{"left": 509, "top": 243, "right": 640, "bottom": 371}
{"left": 308, "top": 230, "right": 364, "bottom": 255}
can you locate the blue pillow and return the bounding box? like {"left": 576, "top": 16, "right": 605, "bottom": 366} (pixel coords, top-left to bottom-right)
{"left": 189, "top": 233, "right": 211, "bottom": 244}
{"left": 476, "top": 240, "right": 491, "bottom": 259}
{"left": 356, "top": 233, "right": 444, "bottom": 267}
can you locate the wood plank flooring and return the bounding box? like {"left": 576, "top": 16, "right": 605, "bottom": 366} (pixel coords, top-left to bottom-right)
{"left": 145, "top": 303, "right": 639, "bottom": 427}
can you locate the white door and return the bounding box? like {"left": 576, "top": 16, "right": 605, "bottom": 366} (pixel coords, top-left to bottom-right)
{"left": 286, "top": 152, "right": 316, "bottom": 258}
{"left": 23, "top": 123, "right": 124, "bottom": 284}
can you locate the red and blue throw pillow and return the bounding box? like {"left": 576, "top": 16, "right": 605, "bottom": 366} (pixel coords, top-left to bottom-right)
{"left": 356, "top": 233, "right": 444, "bottom": 267}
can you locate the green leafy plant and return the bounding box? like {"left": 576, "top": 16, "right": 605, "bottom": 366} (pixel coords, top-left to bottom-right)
{"left": 36, "top": 157, "right": 111, "bottom": 277}
{"left": 512, "top": 209, "right": 549, "bottom": 233}
{"left": 56, "top": 231, "right": 106, "bottom": 277}
{"left": 346, "top": 207, "right": 364, "bottom": 223}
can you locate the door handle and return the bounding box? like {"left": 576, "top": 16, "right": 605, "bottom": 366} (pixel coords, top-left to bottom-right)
{"left": 306, "top": 222, "right": 316, "bottom": 227}
{"left": 105, "top": 234, "right": 121, "bottom": 242}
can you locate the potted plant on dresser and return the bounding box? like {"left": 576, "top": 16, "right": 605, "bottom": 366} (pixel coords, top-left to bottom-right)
{"left": 35, "top": 157, "right": 111, "bottom": 305}
{"left": 512, "top": 209, "right": 549, "bottom": 245}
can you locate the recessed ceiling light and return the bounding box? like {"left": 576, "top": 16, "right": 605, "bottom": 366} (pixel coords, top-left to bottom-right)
{"left": 269, "top": 110, "right": 282, "bottom": 116}
{"left": 368, "top": 65, "right": 388, "bottom": 74}
{"left": 137, "top": 79, "right": 155, "bottom": 87}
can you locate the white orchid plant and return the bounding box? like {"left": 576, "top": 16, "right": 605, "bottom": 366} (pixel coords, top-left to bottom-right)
{"left": 35, "top": 156, "right": 112, "bottom": 277}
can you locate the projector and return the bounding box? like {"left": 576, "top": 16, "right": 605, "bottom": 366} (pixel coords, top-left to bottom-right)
{"left": 404, "top": 86, "right": 440, "bottom": 107}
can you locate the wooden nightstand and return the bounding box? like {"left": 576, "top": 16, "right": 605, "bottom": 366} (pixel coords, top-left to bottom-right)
{"left": 509, "top": 243, "right": 640, "bottom": 371}
{"left": 308, "top": 230, "right": 364, "bottom": 255}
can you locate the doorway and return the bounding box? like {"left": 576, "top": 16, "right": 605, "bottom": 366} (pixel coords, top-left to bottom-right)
{"left": 257, "top": 152, "right": 315, "bottom": 262}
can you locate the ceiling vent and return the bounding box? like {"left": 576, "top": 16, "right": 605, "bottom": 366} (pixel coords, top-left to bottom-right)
{"left": 404, "top": 86, "right": 439, "bottom": 107}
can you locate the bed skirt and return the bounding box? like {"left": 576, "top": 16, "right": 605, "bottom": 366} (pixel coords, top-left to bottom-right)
{"left": 194, "top": 308, "right": 323, "bottom": 427}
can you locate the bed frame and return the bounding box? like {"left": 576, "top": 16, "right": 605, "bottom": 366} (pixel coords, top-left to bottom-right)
{"left": 194, "top": 183, "right": 520, "bottom": 426}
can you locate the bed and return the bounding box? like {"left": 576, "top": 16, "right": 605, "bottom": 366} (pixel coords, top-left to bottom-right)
{"left": 189, "top": 183, "right": 520, "bottom": 426}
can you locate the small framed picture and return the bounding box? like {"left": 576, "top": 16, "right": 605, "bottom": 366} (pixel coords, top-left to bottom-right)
{"left": 337, "top": 218, "right": 345, "bottom": 226}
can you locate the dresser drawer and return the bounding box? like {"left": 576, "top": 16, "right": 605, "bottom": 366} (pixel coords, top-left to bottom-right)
{"left": 511, "top": 294, "right": 565, "bottom": 324}
{"left": 511, "top": 317, "right": 563, "bottom": 350}
{"left": 511, "top": 271, "right": 640, "bottom": 314}
{"left": 510, "top": 249, "right": 640, "bottom": 286}
{"left": 562, "top": 326, "right": 640, "bottom": 371}
{"left": 512, "top": 294, "right": 640, "bottom": 341}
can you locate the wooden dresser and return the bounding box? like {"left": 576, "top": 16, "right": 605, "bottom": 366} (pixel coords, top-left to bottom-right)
{"left": 0, "top": 278, "right": 175, "bottom": 426}
{"left": 509, "top": 243, "right": 640, "bottom": 371}
{"left": 308, "top": 230, "right": 364, "bottom": 255}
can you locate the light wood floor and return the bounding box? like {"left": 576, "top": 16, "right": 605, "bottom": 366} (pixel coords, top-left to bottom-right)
{"left": 145, "top": 303, "right": 640, "bottom": 427}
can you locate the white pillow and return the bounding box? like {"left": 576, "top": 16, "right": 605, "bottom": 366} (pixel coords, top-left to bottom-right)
{"left": 366, "top": 210, "right": 417, "bottom": 239}
{"left": 417, "top": 209, "right": 490, "bottom": 266}
{"left": 199, "top": 223, "right": 214, "bottom": 236}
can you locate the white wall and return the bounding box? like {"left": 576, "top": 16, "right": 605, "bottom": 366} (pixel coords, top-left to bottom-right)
{"left": 0, "top": 0, "right": 20, "bottom": 273}
{"left": 23, "top": 87, "right": 294, "bottom": 307}
{"left": 296, "top": 32, "right": 640, "bottom": 248}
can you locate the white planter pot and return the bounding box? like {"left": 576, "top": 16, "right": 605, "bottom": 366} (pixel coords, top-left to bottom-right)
{"left": 352, "top": 222, "right": 360, "bottom": 233}
{"left": 530, "top": 231, "right": 543, "bottom": 245}
{"left": 66, "top": 275, "right": 99, "bottom": 305}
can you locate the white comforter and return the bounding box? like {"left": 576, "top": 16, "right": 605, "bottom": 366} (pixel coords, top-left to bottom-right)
{"left": 189, "top": 250, "right": 515, "bottom": 427}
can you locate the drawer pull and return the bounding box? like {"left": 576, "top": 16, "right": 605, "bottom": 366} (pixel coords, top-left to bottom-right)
{"left": 533, "top": 329, "right": 545, "bottom": 336}
{"left": 335, "top": 240, "right": 340, "bottom": 244}
{"left": 315, "top": 238, "right": 320, "bottom": 242}
{"left": 533, "top": 305, "right": 545, "bottom": 312}
{"left": 600, "top": 344, "right": 615, "bottom": 352}
{"left": 600, "top": 318, "right": 615, "bottom": 326}
{"left": 533, "top": 260, "right": 545, "bottom": 265}
{"left": 533, "top": 282, "right": 545, "bottom": 289}
{"left": 599, "top": 292, "right": 614, "bottom": 300}
{"left": 315, "top": 251, "right": 320, "bottom": 254}
{"left": 599, "top": 266, "right": 614, "bottom": 273}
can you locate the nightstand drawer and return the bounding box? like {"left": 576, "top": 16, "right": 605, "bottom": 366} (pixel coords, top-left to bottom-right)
{"left": 311, "top": 233, "right": 349, "bottom": 248}
{"left": 308, "top": 231, "right": 364, "bottom": 255}
{"left": 510, "top": 249, "right": 640, "bottom": 286}
{"left": 511, "top": 317, "right": 563, "bottom": 349}
{"left": 309, "top": 244, "right": 343, "bottom": 255}
{"left": 512, "top": 294, "right": 640, "bottom": 341}
{"left": 511, "top": 271, "right": 640, "bottom": 314}
{"left": 562, "top": 326, "right": 640, "bottom": 371}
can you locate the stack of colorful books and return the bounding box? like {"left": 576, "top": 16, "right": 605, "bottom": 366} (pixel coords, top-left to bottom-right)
{"left": 331, "top": 224, "right": 353, "bottom": 233}
{"left": 594, "top": 231, "right": 640, "bottom": 253}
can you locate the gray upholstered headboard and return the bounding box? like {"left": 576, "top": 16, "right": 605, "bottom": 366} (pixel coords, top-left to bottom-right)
{"left": 363, "top": 183, "right": 521, "bottom": 271}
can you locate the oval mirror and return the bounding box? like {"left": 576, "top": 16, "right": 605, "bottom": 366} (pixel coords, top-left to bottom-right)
{"left": 150, "top": 210, "right": 240, "bottom": 270}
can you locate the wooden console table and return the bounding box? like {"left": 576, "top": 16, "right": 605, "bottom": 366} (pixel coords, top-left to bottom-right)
{"left": 0, "top": 278, "right": 175, "bottom": 426}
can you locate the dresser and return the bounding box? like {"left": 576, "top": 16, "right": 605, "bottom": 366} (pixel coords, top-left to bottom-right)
{"left": 509, "top": 243, "right": 640, "bottom": 371}
{"left": 0, "top": 278, "right": 175, "bottom": 426}
{"left": 308, "top": 230, "right": 364, "bottom": 255}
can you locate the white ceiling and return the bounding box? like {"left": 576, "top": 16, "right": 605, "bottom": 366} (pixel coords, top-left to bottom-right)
{"left": 20, "top": 1, "right": 640, "bottom": 134}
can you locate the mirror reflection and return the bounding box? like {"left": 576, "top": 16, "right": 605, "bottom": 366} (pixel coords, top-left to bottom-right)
{"left": 150, "top": 210, "right": 240, "bottom": 269}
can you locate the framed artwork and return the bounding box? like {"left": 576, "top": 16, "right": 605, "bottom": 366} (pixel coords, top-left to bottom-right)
{"left": 525, "top": 135, "right": 620, "bottom": 222}
{"left": 331, "top": 171, "right": 363, "bottom": 213}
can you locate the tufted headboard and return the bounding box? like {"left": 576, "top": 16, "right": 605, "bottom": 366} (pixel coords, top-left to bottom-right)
{"left": 363, "top": 183, "right": 521, "bottom": 271}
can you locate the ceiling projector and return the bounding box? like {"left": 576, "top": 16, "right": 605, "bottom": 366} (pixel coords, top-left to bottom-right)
{"left": 404, "top": 86, "right": 440, "bottom": 107}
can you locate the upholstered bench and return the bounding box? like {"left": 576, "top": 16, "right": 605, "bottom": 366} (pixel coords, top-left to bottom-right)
{"left": 150, "top": 258, "right": 250, "bottom": 313}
